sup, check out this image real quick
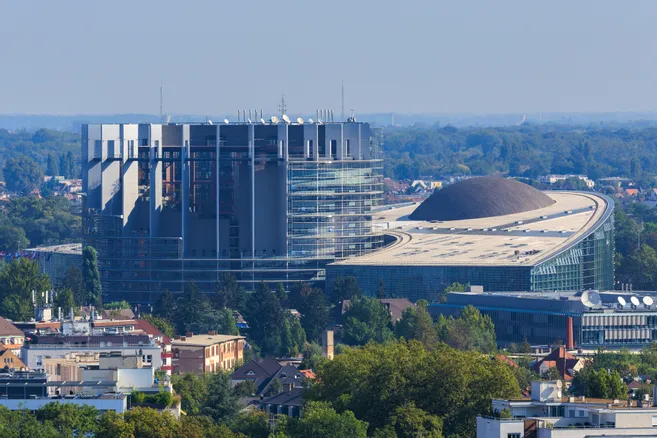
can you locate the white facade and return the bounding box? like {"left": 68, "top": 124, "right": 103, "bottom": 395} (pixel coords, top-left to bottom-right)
{"left": 0, "top": 397, "right": 127, "bottom": 413}
{"left": 22, "top": 344, "right": 162, "bottom": 371}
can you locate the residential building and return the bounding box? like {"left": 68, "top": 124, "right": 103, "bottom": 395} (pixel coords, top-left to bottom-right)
{"left": 80, "top": 352, "right": 162, "bottom": 394}
{"left": 531, "top": 347, "right": 584, "bottom": 381}
{"left": 0, "top": 318, "right": 25, "bottom": 358}
{"left": 0, "top": 348, "right": 27, "bottom": 371}
{"left": 0, "top": 370, "right": 127, "bottom": 413}
{"left": 328, "top": 177, "right": 614, "bottom": 301}
{"left": 171, "top": 333, "right": 244, "bottom": 374}
{"left": 539, "top": 174, "right": 595, "bottom": 188}
{"left": 81, "top": 120, "right": 383, "bottom": 304}
{"left": 341, "top": 298, "right": 415, "bottom": 322}
{"left": 477, "top": 380, "right": 657, "bottom": 437}
{"left": 230, "top": 359, "right": 285, "bottom": 394}
{"left": 260, "top": 387, "right": 305, "bottom": 422}
{"left": 22, "top": 334, "right": 163, "bottom": 371}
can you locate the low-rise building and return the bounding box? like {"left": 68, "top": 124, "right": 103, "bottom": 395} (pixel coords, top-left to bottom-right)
{"left": 22, "top": 334, "right": 163, "bottom": 371}
{"left": 0, "top": 348, "right": 27, "bottom": 371}
{"left": 171, "top": 333, "right": 245, "bottom": 374}
{"left": 260, "top": 388, "right": 305, "bottom": 423}
{"left": 477, "top": 380, "right": 657, "bottom": 437}
{"left": 531, "top": 347, "right": 584, "bottom": 381}
{"left": 0, "top": 318, "right": 25, "bottom": 358}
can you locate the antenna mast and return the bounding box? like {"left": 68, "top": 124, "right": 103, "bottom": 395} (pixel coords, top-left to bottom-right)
{"left": 278, "top": 95, "right": 287, "bottom": 116}
{"left": 341, "top": 81, "right": 345, "bottom": 122}
{"left": 159, "top": 82, "right": 163, "bottom": 123}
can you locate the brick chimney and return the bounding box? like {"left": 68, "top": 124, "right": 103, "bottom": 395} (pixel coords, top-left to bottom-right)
{"left": 566, "top": 317, "right": 574, "bottom": 350}
{"left": 322, "top": 330, "right": 334, "bottom": 360}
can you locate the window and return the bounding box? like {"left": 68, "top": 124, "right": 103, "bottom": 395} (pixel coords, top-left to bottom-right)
{"left": 330, "top": 140, "right": 337, "bottom": 158}
{"left": 507, "top": 434, "right": 520, "bottom": 438}
{"left": 345, "top": 139, "right": 351, "bottom": 156}
{"left": 652, "top": 415, "right": 657, "bottom": 427}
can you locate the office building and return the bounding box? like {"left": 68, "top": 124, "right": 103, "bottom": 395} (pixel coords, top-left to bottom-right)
{"left": 477, "top": 380, "right": 657, "bottom": 437}
{"left": 82, "top": 119, "right": 383, "bottom": 303}
{"left": 429, "top": 290, "right": 657, "bottom": 349}
{"left": 328, "top": 177, "right": 614, "bottom": 301}
{"left": 25, "top": 243, "right": 83, "bottom": 285}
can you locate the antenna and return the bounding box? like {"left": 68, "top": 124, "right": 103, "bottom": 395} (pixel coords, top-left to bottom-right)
{"left": 260, "top": 118, "right": 266, "bottom": 124}
{"left": 581, "top": 290, "right": 601, "bottom": 308}
{"left": 617, "top": 296, "right": 626, "bottom": 307}
{"left": 282, "top": 114, "right": 291, "bottom": 124}
{"left": 160, "top": 81, "right": 163, "bottom": 123}
{"left": 341, "top": 81, "right": 344, "bottom": 122}
{"left": 643, "top": 296, "right": 654, "bottom": 307}
{"left": 278, "top": 95, "right": 287, "bottom": 116}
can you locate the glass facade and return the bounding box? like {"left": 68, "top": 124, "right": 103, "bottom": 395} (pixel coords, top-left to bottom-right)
{"left": 327, "top": 200, "right": 614, "bottom": 302}
{"left": 83, "top": 122, "right": 383, "bottom": 304}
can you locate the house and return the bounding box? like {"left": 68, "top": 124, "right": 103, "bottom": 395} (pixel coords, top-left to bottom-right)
{"left": 260, "top": 387, "right": 305, "bottom": 420}
{"left": 494, "top": 354, "right": 518, "bottom": 368}
{"left": 0, "top": 348, "right": 27, "bottom": 371}
{"left": 171, "top": 332, "right": 244, "bottom": 374}
{"left": 530, "top": 347, "right": 583, "bottom": 381}
{"left": 623, "top": 188, "right": 640, "bottom": 198}
{"left": 341, "top": 298, "right": 415, "bottom": 322}
{"left": 477, "top": 380, "right": 657, "bottom": 437}
{"left": 0, "top": 318, "right": 25, "bottom": 358}
{"left": 230, "top": 359, "right": 310, "bottom": 396}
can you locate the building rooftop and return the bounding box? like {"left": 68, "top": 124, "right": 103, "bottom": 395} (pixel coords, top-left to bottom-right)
{"left": 171, "top": 333, "right": 244, "bottom": 347}
{"left": 409, "top": 177, "right": 555, "bottom": 221}
{"left": 0, "top": 318, "right": 24, "bottom": 337}
{"left": 25, "top": 243, "right": 82, "bottom": 255}
{"left": 335, "top": 190, "right": 610, "bottom": 267}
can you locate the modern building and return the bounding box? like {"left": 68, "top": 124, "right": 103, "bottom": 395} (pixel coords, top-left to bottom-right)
{"left": 429, "top": 290, "right": 657, "bottom": 349}
{"left": 0, "top": 370, "right": 127, "bottom": 413}
{"left": 82, "top": 119, "right": 383, "bottom": 303}
{"left": 22, "top": 334, "right": 163, "bottom": 371}
{"left": 25, "top": 243, "right": 83, "bottom": 285}
{"left": 328, "top": 177, "right": 614, "bottom": 301}
{"left": 477, "top": 380, "right": 657, "bottom": 437}
{"left": 171, "top": 332, "right": 244, "bottom": 374}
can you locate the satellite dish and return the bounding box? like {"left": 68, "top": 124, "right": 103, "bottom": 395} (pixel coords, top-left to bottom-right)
{"left": 297, "top": 117, "right": 304, "bottom": 124}
{"left": 644, "top": 296, "right": 654, "bottom": 306}
{"left": 247, "top": 118, "right": 252, "bottom": 124}
{"left": 617, "top": 296, "right": 627, "bottom": 306}
{"left": 308, "top": 118, "right": 314, "bottom": 123}
{"left": 556, "top": 380, "right": 563, "bottom": 389}
{"left": 581, "top": 290, "right": 602, "bottom": 308}
{"left": 207, "top": 120, "right": 213, "bottom": 125}
{"left": 224, "top": 119, "right": 230, "bottom": 124}
{"left": 260, "top": 118, "right": 266, "bottom": 124}
{"left": 271, "top": 116, "right": 280, "bottom": 124}
{"left": 631, "top": 296, "right": 641, "bottom": 306}
{"left": 282, "top": 114, "right": 291, "bottom": 124}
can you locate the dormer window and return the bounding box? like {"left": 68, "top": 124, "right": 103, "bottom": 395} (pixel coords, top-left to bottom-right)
{"left": 246, "top": 370, "right": 255, "bottom": 376}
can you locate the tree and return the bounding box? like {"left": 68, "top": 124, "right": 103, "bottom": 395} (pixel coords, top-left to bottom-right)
{"left": 36, "top": 402, "right": 98, "bottom": 436}
{"left": 395, "top": 301, "right": 437, "bottom": 347}
{"left": 199, "top": 372, "right": 239, "bottom": 422}
{"left": 123, "top": 407, "right": 180, "bottom": 438}
{"left": 309, "top": 340, "right": 519, "bottom": 437}
{"left": 230, "top": 411, "right": 270, "bottom": 438}
{"left": 175, "top": 282, "right": 207, "bottom": 334}
{"left": 377, "top": 403, "right": 443, "bottom": 438}
{"left": 3, "top": 155, "right": 43, "bottom": 194}
{"left": 301, "top": 342, "right": 323, "bottom": 371}
{"left": 104, "top": 300, "right": 131, "bottom": 310}
{"left": 153, "top": 289, "right": 175, "bottom": 320}
{"left": 542, "top": 366, "right": 562, "bottom": 381}
{"left": 281, "top": 314, "right": 306, "bottom": 357}
{"left": 244, "top": 282, "right": 286, "bottom": 356}
{"left": 0, "top": 258, "right": 51, "bottom": 321}
{"left": 299, "top": 287, "right": 329, "bottom": 343}
{"left": 437, "top": 305, "right": 497, "bottom": 353}
{"left": 54, "top": 288, "right": 75, "bottom": 313}
{"left": 0, "top": 224, "right": 29, "bottom": 253}
{"left": 341, "top": 296, "right": 394, "bottom": 346}
{"left": 331, "top": 276, "right": 361, "bottom": 302}
{"left": 572, "top": 366, "right": 628, "bottom": 399}
{"left": 46, "top": 153, "right": 59, "bottom": 177}
{"left": 266, "top": 378, "right": 283, "bottom": 396}
{"left": 284, "top": 401, "right": 368, "bottom": 438}
{"left": 444, "top": 282, "right": 467, "bottom": 293}
{"left": 275, "top": 283, "right": 288, "bottom": 308}
{"left": 520, "top": 336, "right": 532, "bottom": 354}
{"left": 82, "top": 246, "right": 102, "bottom": 307}
{"left": 142, "top": 314, "right": 175, "bottom": 338}
{"left": 61, "top": 266, "right": 86, "bottom": 307}
{"left": 376, "top": 280, "right": 386, "bottom": 299}
{"left": 214, "top": 273, "right": 246, "bottom": 312}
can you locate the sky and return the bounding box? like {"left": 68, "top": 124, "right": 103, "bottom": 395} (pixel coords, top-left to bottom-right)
{"left": 1, "top": 0, "right": 657, "bottom": 116}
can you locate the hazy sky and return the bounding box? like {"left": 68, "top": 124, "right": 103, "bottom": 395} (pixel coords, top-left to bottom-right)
{"left": 2, "top": 0, "right": 657, "bottom": 116}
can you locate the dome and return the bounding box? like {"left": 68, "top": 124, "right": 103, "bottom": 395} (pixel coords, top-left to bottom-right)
{"left": 409, "top": 176, "right": 555, "bottom": 221}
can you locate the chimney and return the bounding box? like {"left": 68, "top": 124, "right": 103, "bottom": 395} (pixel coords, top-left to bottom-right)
{"left": 322, "top": 330, "right": 334, "bottom": 360}
{"left": 69, "top": 307, "right": 74, "bottom": 322}
{"left": 566, "top": 317, "right": 574, "bottom": 349}
{"left": 185, "top": 332, "right": 193, "bottom": 338}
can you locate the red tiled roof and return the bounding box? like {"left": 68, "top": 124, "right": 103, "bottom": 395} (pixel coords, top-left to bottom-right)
{"left": 299, "top": 369, "right": 316, "bottom": 380}
{"left": 0, "top": 318, "right": 24, "bottom": 337}
{"left": 133, "top": 319, "right": 171, "bottom": 345}
{"left": 495, "top": 354, "right": 518, "bottom": 368}
{"left": 531, "top": 347, "right": 580, "bottom": 381}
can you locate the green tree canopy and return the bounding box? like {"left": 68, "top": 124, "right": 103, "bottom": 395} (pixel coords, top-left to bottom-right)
{"left": 331, "top": 276, "right": 362, "bottom": 302}
{"left": 82, "top": 246, "right": 102, "bottom": 307}
{"left": 0, "top": 258, "right": 51, "bottom": 321}
{"left": 341, "top": 296, "right": 394, "bottom": 346}
{"left": 3, "top": 155, "right": 43, "bottom": 194}
{"left": 283, "top": 401, "right": 368, "bottom": 438}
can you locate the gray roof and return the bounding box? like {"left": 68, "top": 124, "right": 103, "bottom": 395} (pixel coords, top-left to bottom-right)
{"left": 409, "top": 176, "right": 555, "bottom": 221}
{"left": 260, "top": 388, "right": 305, "bottom": 407}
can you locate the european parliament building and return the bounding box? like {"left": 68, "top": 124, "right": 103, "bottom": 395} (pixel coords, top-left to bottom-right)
{"left": 82, "top": 118, "right": 383, "bottom": 303}
{"left": 327, "top": 177, "right": 614, "bottom": 301}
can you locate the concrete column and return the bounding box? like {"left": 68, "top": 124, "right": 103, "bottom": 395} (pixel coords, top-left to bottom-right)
{"left": 181, "top": 125, "right": 190, "bottom": 257}
{"left": 149, "top": 124, "right": 163, "bottom": 237}
{"left": 216, "top": 125, "right": 221, "bottom": 260}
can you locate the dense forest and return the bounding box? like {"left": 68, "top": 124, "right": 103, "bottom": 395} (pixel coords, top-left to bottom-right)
{"left": 383, "top": 124, "right": 657, "bottom": 183}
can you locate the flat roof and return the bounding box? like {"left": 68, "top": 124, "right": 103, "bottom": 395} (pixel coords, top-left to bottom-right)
{"left": 171, "top": 334, "right": 244, "bottom": 347}
{"left": 26, "top": 243, "right": 82, "bottom": 255}
{"left": 335, "top": 191, "right": 610, "bottom": 267}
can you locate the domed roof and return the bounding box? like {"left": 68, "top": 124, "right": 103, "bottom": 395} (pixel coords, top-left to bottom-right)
{"left": 409, "top": 176, "right": 555, "bottom": 221}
